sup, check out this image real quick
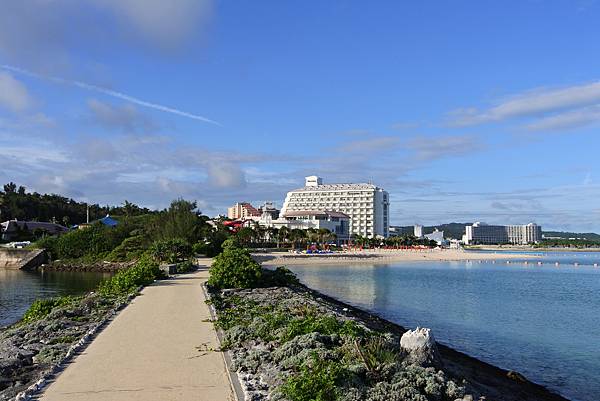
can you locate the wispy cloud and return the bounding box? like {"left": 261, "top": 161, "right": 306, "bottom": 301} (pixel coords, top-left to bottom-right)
{"left": 0, "top": 64, "right": 221, "bottom": 126}
{"left": 87, "top": 98, "right": 159, "bottom": 133}
{"left": 448, "top": 80, "right": 600, "bottom": 127}
{"left": 406, "top": 134, "right": 482, "bottom": 161}
{"left": 524, "top": 104, "right": 600, "bottom": 131}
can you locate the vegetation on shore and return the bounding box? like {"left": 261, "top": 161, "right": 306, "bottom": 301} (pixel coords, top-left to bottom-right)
{"left": 0, "top": 198, "right": 206, "bottom": 400}
{"left": 534, "top": 238, "right": 600, "bottom": 248}
{"left": 206, "top": 244, "right": 471, "bottom": 401}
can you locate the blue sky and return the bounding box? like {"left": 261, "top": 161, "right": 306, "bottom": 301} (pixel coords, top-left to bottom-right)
{"left": 1, "top": 1, "right": 599, "bottom": 232}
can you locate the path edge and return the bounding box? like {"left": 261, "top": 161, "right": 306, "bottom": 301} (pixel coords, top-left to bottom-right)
{"left": 201, "top": 283, "right": 245, "bottom": 401}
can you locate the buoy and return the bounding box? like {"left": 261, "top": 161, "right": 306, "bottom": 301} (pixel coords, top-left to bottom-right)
{"left": 524, "top": 261, "right": 528, "bottom": 265}
{"left": 538, "top": 261, "right": 542, "bottom": 265}
{"left": 555, "top": 262, "right": 559, "bottom": 266}
{"left": 574, "top": 262, "right": 579, "bottom": 267}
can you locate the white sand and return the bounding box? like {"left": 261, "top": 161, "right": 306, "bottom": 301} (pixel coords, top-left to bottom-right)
{"left": 255, "top": 248, "right": 535, "bottom": 266}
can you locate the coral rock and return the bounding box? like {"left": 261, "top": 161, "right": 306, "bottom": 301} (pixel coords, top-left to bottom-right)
{"left": 400, "top": 327, "right": 443, "bottom": 368}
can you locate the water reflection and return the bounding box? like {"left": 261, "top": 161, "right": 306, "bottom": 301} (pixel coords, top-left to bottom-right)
{"left": 0, "top": 269, "right": 111, "bottom": 327}
{"left": 289, "top": 259, "right": 600, "bottom": 401}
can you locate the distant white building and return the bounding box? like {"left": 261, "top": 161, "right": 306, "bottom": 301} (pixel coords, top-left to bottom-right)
{"left": 463, "top": 222, "right": 542, "bottom": 245}
{"left": 257, "top": 210, "right": 351, "bottom": 243}
{"left": 414, "top": 224, "right": 423, "bottom": 238}
{"left": 281, "top": 176, "right": 389, "bottom": 238}
{"left": 424, "top": 229, "right": 445, "bottom": 245}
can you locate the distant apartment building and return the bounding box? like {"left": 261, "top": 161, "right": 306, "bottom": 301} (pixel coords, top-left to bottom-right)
{"left": 463, "top": 222, "right": 542, "bottom": 245}
{"left": 258, "top": 201, "right": 280, "bottom": 220}
{"left": 281, "top": 176, "right": 389, "bottom": 238}
{"left": 414, "top": 224, "right": 423, "bottom": 238}
{"left": 227, "top": 202, "right": 261, "bottom": 220}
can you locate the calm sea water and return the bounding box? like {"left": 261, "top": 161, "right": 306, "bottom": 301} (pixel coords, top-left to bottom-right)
{"left": 0, "top": 269, "right": 111, "bottom": 328}
{"left": 288, "top": 251, "right": 600, "bottom": 401}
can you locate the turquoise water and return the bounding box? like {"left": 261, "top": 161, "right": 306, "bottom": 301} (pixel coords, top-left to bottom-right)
{"left": 288, "top": 252, "right": 600, "bottom": 401}
{"left": 0, "top": 269, "right": 111, "bottom": 328}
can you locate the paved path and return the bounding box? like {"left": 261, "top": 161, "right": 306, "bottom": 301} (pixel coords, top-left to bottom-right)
{"left": 38, "top": 258, "right": 235, "bottom": 401}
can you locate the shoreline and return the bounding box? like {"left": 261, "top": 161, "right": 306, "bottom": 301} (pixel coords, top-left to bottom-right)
{"left": 467, "top": 246, "right": 600, "bottom": 253}
{"left": 296, "top": 283, "right": 569, "bottom": 401}
{"left": 255, "top": 248, "right": 537, "bottom": 266}
{"left": 212, "top": 277, "right": 569, "bottom": 401}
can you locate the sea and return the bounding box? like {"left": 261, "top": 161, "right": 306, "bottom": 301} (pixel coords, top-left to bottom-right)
{"left": 287, "top": 250, "right": 600, "bottom": 401}
{"left": 0, "top": 269, "right": 111, "bottom": 328}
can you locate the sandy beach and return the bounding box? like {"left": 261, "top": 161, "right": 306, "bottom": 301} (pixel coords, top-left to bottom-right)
{"left": 255, "top": 248, "right": 535, "bottom": 266}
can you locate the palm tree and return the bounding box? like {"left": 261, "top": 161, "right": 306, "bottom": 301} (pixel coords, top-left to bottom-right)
{"left": 290, "top": 229, "right": 307, "bottom": 250}
{"left": 317, "top": 228, "right": 331, "bottom": 244}
{"left": 278, "top": 226, "right": 290, "bottom": 247}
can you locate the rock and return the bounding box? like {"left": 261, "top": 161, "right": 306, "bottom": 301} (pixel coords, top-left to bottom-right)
{"left": 507, "top": 370, "right": 527, "bottom": 383}
{"left": 400, "top": 327, "right": 443, "bottom": 368}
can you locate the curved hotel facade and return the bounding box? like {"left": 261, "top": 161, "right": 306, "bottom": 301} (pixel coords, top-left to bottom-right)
{"left": 281, "top": 176, "right": 389, "bottom": 238}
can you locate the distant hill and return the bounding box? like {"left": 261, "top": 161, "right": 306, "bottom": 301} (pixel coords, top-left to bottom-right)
{"left": 542, "top": 231, "right": 600, "bottom": 241}
{"left": 392, "top": 223, "right": 471, "bottom": 240}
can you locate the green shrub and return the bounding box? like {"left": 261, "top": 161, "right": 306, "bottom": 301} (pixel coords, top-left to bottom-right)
{"left": 221, "top": 236, "right": 241, "bottom": 250}
{"left": 150, "top": 238, "right": 192, "bottom": 263}
{"left": 175, "top": 260, "right": 194, "bottom": 273}
{"left": 208, "top": 247, "right": 262, "bottom": 289}
{"left": 262, "top": 266, "right": 300, "bottom": 287}
{"left": 22, "top": 296, "right": 76, "bottom": 323}
{"left": 107, "top": 235, "right": 149, "bottom": 261}
{"left": 98, "top": 254, "right": 164, "bottom": 296}
{"left": 279, "top": 355, "right": 345, "bottom": 401}
{"left": 283, "top": 314, "right": 364, "bottom": 342}
{"left": 34, "top": 222, "right": 132, "bottom": 261}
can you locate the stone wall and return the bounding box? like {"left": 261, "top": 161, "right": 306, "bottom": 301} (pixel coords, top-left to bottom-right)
{"left": 0, "top": 249, "right": 46, "bottom": 270}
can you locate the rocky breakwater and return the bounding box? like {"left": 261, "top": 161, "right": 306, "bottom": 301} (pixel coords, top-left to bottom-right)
{"left": 0, "top": 293, "right": 126, "bottom": 401}
{"left": 209, "top": 285, "right": 569, "bottom": 401}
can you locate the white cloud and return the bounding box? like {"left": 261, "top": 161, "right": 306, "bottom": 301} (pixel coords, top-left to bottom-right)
{"left": 0, "top": 1, "right": 214, "bottom": 66}
{"left": 0, "top": 72, "right": 32, "bottom": 112}
{"left": 449, "top": 80, "right": 600, "bottom": 126}
{"left": 95, "top": 0, "right": 214, "bottom": 50}
{"left": 524, "top": 104, "right": 600, "bottom": 131}
{"left": 207, "top": 163, "right": 247, "bottom": 189}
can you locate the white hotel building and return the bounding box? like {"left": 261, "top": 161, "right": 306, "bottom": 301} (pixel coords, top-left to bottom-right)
{"left": 281, "top": 176, "right": 389, "bottom": 238}
{"left": 463, "top": 222, "right": 542, "bottom": 245}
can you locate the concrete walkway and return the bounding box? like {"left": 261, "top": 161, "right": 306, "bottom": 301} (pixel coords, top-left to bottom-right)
{"left": 38, "top": 258, "right": 235, "bottom": 401}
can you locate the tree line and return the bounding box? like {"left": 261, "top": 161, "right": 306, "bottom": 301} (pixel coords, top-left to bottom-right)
{"left": 0, "top": 182, "right": 154, "bottom": 226}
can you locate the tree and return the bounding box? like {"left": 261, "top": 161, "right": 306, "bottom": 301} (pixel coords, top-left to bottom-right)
{"left": 152, "top": 199, "right": 203, "bottom": 244}
{"left": 236, "top": 227, "right": 255, "bottom": 245}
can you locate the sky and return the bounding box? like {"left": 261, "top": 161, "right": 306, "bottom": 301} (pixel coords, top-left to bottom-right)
{"left": 0, "top": 0, "right": 599, "bottom": 232}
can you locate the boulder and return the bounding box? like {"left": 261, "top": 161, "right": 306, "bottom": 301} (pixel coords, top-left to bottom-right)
{"left": 400, "top": 327, "right": 443, "bottom": 368}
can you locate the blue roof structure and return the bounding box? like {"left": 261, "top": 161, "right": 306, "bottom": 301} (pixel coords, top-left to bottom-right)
{"left": 99, "top": 215, "right": 119, "bottom": 227}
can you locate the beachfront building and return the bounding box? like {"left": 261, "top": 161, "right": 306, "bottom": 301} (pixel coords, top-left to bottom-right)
{"left": 227, "top": 202, "right": 261, "bottom": 220}
{"left": 281, "top": 176, "right": 389, "bottom": 238}
{"left": 463, "top": 222, "right": 542, "bottom": 245}
{"left": 279, "top": 211, "right": 350, "bottom": 242}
